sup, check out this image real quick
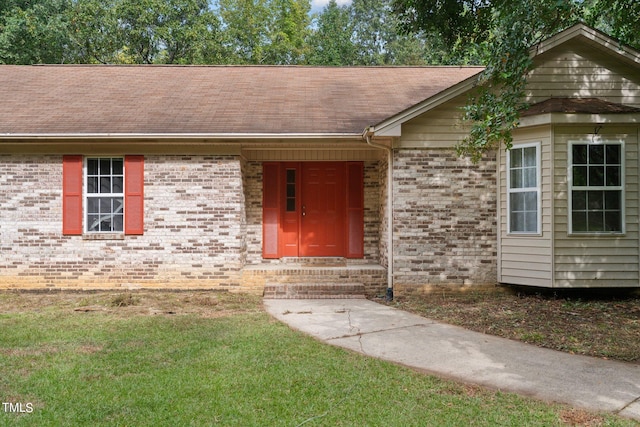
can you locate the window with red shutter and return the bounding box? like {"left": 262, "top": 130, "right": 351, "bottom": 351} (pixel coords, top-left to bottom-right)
{"left": 62, "top": 155, "right": 144, "bottom": 236}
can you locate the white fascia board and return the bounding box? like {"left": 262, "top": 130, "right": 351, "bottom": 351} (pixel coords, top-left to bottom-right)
{"left": 531, "top": 24, "right": 640, "bottom": 65}
{"left": 369, "top": 73, "right": 482, "bottom": 137}
{"left": 0, "top": 132, "right": 363, "bottom": 141}
{"left": 519, "top": 113, "right": 640, "bottom": 127}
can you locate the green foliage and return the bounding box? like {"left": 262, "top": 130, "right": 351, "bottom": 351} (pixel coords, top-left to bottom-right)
{"left": 305, "top": 0, "right": 356, "bottom": 65}
{"left": 457, "top": 0, "right": 579, "bottom": 161}
{"left": 0, "top": 0, "right": 72, "bottom": 64}
{"left": 0, "top": 0, "right": 479, "bottom": 66}
{"left": 68, "top": 0, "right": 223, "bottom": 64}
{"left": 394, "top": 0, "right": 638, "bottom": 162}
{"left": 218, "top": 0, "right": 310, "bottom": 64}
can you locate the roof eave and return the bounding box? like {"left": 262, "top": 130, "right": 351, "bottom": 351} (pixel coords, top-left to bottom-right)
{"left": 369, "top": 71, "right": 483, "bottom": 137}
{"left": 519, "top": 112, "right": 640, "bottom": 127}
{"left": 0, "top": 132, "right": 364, "bottom": 141}
{"left": 531, "top": 23, "right": 640, "bottom": 65}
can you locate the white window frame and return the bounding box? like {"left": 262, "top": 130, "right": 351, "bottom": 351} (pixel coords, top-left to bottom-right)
{"left": 83, "top": 157, "right": 125, "bottom": 234}
{"left": 568, "top": 138, "right": 625, "bottom": 235}
{"left": 506, "top": 142, "right": 541, "bottom": 235}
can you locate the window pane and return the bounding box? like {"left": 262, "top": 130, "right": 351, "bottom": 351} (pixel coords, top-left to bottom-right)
{"left": 605, "top": 191, "right": 620, "bottom": 210}
{"left": 286, "top": 199, "right": 296, "bottom": 212}
{"left": 606, "top": 145, "right": 620, "bottom": 164}
{"left": 524, "top": 191, "right": 537, "bottom": 211}
{"left": 606, "top": 166, "right": 620, "bottom": 186}
{"left": 605, "top": 211, "right": 621, "bottom": 232}
{"left": 112, "top": 159, "right": 123, "bottom": 175}
{"left": 511, "top": 148, "right": 523, "bottom": 168}
{"left": 573, "top": 166, "right": 587, "bottom": 186}
{"left": 572, "top": 191, "right": 587, "bottom": 211}
{"left": 523, "top": 147, "right": 536, "bottom": 167}
{"left": 87, "top": 159, "right": 98, "bottom": 175}
{"left": 523, "top": 168, "right": 536, "bottom": 188}
{"left": 510, "top": 169, "right": 522, "bottom": 188}
{"left": 511, "top": 212, "right": 524, "bottom": 232}
{"left": 589, "top": 145, "right": 604, "bottom": 164}
{"left": 573, "top": 145, "right": 587, "bottom": 164}
{"left": 587, "top": 191, "right": 603, "bottom": 210}
{"left": 286, "top": 183, "right": 295, "bottom": 198}
{"left": 510, "top": 193, "right": 525, "bottom": 211}
{"left": 100, "top": 177, "right": 111, "bottom": 193}
{"left": 286, "top": 169, "right": 295, "bottom": 183}
{"left": 87, "top": 198, "right": 99, "bottom": 213}
{"left": 113, "top": 214, "right": 124, "bottom": 232}
{"left": 589, "top": 211, "right": 604, "bottom": 232}
{"left": 87, "top": 177, "right": 98, "bottom": 194}
{"left": 113, "top": 177, "right": 123, "bottom": 193}
{"left": 100, "top": 198, "right": 112, "bottom": 212}
{"left": 100, "top": 158, "right": 111, "bottom": 174}
{"left": 525, "top": 212, "right": 537, "bottom": 232}
{"left": 589, "top": 166, "right": 604, "bottom": 186}
{"left": 572, "top": 211, "right": 587, "bottom": 232}
{"left": 87, "top": 214, "right": 99, "bottom": 232}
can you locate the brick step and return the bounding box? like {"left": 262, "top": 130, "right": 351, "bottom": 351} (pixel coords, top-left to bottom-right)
{"left": 263, "top": 283, "right": 366, "bottom": 299}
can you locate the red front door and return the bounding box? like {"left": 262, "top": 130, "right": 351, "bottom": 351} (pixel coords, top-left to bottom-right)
{"left": 300, "top": 162, "right": 346, "bottom": 256}
{"left": 262, "top": 161, "right": 363, "bottom": 259}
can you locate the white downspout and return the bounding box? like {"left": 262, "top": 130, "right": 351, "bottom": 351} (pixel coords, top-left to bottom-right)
{"left": 364, "top": 128, "right": 394, "bottom": 300}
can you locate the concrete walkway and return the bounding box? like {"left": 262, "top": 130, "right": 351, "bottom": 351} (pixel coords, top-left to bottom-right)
{"left": 264, "top": 298, "right": 640, "bottom": 421}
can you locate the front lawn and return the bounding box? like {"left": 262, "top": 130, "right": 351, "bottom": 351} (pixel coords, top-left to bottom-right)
{"left": 0, "top": 291, "right": 634, "bottom": 426}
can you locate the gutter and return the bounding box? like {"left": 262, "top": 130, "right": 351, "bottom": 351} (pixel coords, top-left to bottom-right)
{"left": 0, "top": 132, "right": 363, "bottom": 141}
{"left": 363, "top": 127, "right": 394, "bottom": 301}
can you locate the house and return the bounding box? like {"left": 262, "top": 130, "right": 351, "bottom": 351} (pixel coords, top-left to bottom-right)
{"left": 1, "top": 24, "right": 639, "bottom": 296}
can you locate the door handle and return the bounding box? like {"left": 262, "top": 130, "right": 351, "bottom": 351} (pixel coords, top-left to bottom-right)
{"left": 302, "top": 205, "right": 306, "bottom": 216}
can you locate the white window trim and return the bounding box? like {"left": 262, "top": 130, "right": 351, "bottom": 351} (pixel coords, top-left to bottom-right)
{"left": 83, "top": 157, "right": 125, "bottom": 234}
{"left": 506, "top": 142, "right": 542, "bottom": 235}
{"left": 567, "top": 138, "right": 625, "bottom": 235}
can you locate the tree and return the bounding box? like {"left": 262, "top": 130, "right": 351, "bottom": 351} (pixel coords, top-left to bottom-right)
{"left": 0, "top": 0, "right": 72, "bottom": 64}
{"left": 263, "top": 0, "right": 311, "bottom": 64}
{"left": 305, "top": 0, "right": 356, "bottom": 65}
{"left": 218, "top": 0, "right": 311, "bottom": 64}
{"left": 118, "top": 0, "right": 223, "bottom": 64}
{"left": 392, "top": 0, "right": 639, "bottom": 162}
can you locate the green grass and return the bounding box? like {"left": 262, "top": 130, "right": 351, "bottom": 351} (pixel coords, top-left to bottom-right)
{"left": 0, "top": 292, "right": 635, "bottom": 426}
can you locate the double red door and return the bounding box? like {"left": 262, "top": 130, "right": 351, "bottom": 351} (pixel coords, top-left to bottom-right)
{"left": 263, "top": 162, "right": 364, "bottom": 258}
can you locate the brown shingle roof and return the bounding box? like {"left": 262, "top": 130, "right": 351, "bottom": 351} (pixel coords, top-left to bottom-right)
{"left": 0, "top": 65, "right": 483, "bottom": 136}
{"left": 521, "top": 98, "right": 640, "bottom": 116}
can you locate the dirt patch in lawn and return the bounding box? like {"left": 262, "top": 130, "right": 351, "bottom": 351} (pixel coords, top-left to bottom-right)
{"left": 0, "top": 290, "right": 264, "bottom": 319}
{"left": 389, "top": 286, "right": 640, "bottom": 363}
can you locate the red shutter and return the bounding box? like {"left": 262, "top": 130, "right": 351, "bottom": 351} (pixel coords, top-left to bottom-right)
{"left": 346, "top": 162, "right": 364, "bottom": 258}
{"left": 263, "top": 163, "right": 280, "bottom": 258}
{"left": 62, "top": 155, "right": 84, "bottom": 235}
{"left": 125, "top": 155, "right": 144, "bottom": 235}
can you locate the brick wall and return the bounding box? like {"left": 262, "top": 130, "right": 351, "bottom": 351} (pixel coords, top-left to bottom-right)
{"left": 392, "top": 149, "right": 497, "bottom": 289}
{"left": 0, "top": 154, "right": 246, "bottom": 290}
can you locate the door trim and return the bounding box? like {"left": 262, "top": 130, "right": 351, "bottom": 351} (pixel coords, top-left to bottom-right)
{"left": 262, "top": 161, "right": 364, "bottom": 259}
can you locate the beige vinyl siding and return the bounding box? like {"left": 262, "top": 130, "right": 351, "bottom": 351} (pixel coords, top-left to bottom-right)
{"left": 527, "top": 42, "right": 640, "bottom": 107}
{"left": 553, "top": 126, "right": 639, "bottom": 288}
{"left": 499, "top": 127, "right": 554, "bottom": 287}
{"left": 398, "top": 95, "right": 470, "bottom": 148}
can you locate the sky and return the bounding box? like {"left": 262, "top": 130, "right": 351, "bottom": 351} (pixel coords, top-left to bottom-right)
{"left": 310, "top": 0, "right": 352, "bottom": 13}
